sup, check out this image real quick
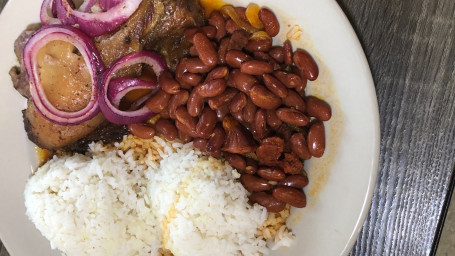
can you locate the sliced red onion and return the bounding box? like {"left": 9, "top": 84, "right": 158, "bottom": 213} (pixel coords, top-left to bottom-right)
{"left": 99, "top": 0, "right": 123, "bottom": 11}
{"left": 99, "top": 51, "right": 167, "bottom": 124}
{"left": 23, "top": 25, "right": 105, "bottom": 125}
{"left": 78, "top": 0, "right": 97, "bottom": 12}
{"left": 107, "top": 78, "right": 158, "bottom": 108}
{"left": 40, "top": 0, "right": 61, "bottom": 25}
{"left": 55, "top": 0, "right": 143, "bottom": 37}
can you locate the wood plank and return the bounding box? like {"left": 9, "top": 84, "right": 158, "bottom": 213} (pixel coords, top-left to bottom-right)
{"left": 336, "top": 0, "right": 455, "bottom": 255}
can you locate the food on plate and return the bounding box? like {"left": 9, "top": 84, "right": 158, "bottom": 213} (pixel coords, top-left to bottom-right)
{"left": 25, "top": 135, "right": 294, "bottom": 256}
{"left": 9, "top": 0, "right": 333, "bottom": 255}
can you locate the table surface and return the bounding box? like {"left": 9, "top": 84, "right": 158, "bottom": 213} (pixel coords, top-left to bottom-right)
{"left": 1, "top": 0, "right": 455, "bottom": 255}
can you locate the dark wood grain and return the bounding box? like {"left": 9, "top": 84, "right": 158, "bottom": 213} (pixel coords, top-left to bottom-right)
{"left": 1, "top": 0, "right": 455, "bottom": 256}
{"left": 336, "top": 0, "right": 455, "bottom": 255}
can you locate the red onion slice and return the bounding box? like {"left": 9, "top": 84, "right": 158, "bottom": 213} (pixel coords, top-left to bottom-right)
{"left": 40, "top": 0, "right": 61, "bottom": 25}
{"left": 78, "top": 0, "right": 97, "bottom": 12}
{"left": 55, "top": 0, "right": 143, "bottom": 37}
{"left": 23, "top": 25, "right": 105, "bottom": 125}
{"left": 107, "top": 78, "right": 158, "bottom": 108}
{"left": 99, "top": 51, "right": 167, "bottom": 124}
{"left": 99, "top": 0, "right": 123, "bottom": 11}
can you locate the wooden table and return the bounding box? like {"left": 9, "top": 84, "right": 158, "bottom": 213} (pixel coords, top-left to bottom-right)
{"left": 1, "top": 0, "right": 455, "bottom": 255}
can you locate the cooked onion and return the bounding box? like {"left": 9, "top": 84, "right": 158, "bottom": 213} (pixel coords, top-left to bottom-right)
{"left": 107, "top": 78, "right": 158, "bottom": 108}
{"left": 23, "top": 25, "right": 105, "bottom": 125}
{"left": 99, "top": 51, "right": 167, "bottom": 124}
{"left": 54, "top": 0, "right": 143, "bottom": 37}
{"left": 40, "top": 0, "right": 61, "bottom": 25}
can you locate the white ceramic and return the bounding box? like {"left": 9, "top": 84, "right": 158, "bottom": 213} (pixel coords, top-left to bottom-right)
{"left": 0, "top": 0, "right": 380, "bottom": 255}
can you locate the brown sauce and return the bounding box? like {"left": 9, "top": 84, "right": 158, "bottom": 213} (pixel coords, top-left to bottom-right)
{"left": 37, "top": 40, "right": 92, "bottom": 112}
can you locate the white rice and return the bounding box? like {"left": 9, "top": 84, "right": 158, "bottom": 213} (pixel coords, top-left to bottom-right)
{"left": 24, "top": 135, "right": 293, "bottom": 256}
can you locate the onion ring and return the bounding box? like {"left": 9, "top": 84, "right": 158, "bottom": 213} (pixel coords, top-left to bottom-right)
{"left": 99, "top": 51, "right": 167, "bottom": 124}
{"left": 23, "top": 25, "right": 105, "bottom": 125}
{"left": 107, "top": 78, "right": 158, "bottom": 108}
{"left": 55, "top": 0, "right": 143, "bottom": 37}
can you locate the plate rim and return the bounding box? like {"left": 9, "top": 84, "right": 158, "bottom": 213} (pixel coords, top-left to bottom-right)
{"left": 0, "top": 0, "right": 381, "bottom": 255}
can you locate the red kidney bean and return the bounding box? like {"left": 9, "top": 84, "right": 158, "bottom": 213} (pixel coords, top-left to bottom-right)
{"left": 226, "top": 50, "right": 252, "bottom": 68}
{"left": 283, "top": 90, "right": 306, "bottom": 112}
{"left": 276, "top": 108, "right": 309, "bottom": 126}
{"left": 175, "top": 106, "right": 197, "bottom": 134}
{"left": 272, "top": 185, "right": 306, "bottom": 208}
{"left": 218, "top": 38, "right": 230, "bottom": 65}
{"left": 193, "top": 33, "right": 218, "bottom": 67}
{"left": 196, "top": 79, "right": 227, "bottom": 97}
{"left": 229, "top": 92, "right": 247, "bottom": 113}
{"left": 275, "top": 124, "right": 293, "bottom": 142}
{"left": 184, "top": 26, "right": 217, "bottom": 42}
{"left": 209, "top": 149, "right": 222, "bottom": 158}
{"left": 180, "top": 73, "right": 202, "bottom": 87}
{"left": 280, "top": 152, "right": 304, "bottom": 174}
{"left": 189, "top": 45, "right": 198, "bottom": 56}
{"left": 193, "top": 138, "right": 208, "bottom": 151}
{"left": 253, "top": 52, "right": 281, "bottom": 71}
{"left": 283, "top": 40, "right": 293, "bottom": 65}
{"left": 245, "top": 158, "right": 258, "bottom": 174}
{"left": 306, "top": 96, "right": 332, "bottom": 121}
{"left": 295, "top": 82, "right": 307, "bottom": 97}
{"left": 159, "top": 70, "right": 180, "bottom": 94}
{"left": 240, "top": 60, "right": 274, "bottom": 75}
{"left": 160, "top": 106, "right": 171, "bottom": 119}
{"left": 240, "top": 174, "right": 271, "bottom": 192}
{"left": 259, "top": 8, "right": 280, "bottom": 37}
{"left": 255, "top": 109, "right": 267, "bottom": 139}
{"left": 206, "top": 126, "right": 225, "bottom": 153}
{"left": 232, "top": 70, "right": 258, "bottom": 93}
{"left": 168, "top": 90, "right": 189, "bottom": 119}
{"left": 128, "top": 123, "right": 156, "bottom": 139}
{"left": 145, "top": 89, "right": 171, "bottom": 113}
{"left": 273, "top": 70, "right": 302, "bottom": 88}
{"left": 155, "top": 119, "right": 178, "bottom": 141}
{"left": 223, "top": 152, "right": 247, "bottom": 171}
{"left": 216, "top": 104, "right": 230, "bottom": 121}
{"left": 175, "top": 58, "right": 188, "bottom": 82}
{"left": 231, "top": 109, "right": 244, "bottom": 123}
{"left": 245, "top": 38, "right": 273, "bottom": 52}
{"left": 196, "top": 108, "right": 217, "bottom": 139}
{"left": 208, "top": 88, "right": 238, "bottom": 109}
{"left": 184, "top": 27, "right": 200, "bottom": 43}
{"left": 235, "top": 6, "right": 248, "bottom": 20}
{"left": 243, "top": 98, "right": 257, "bottom": 123}
{"left": 228, "top": 30, "right": 250, "bottom": 50}
{"left": 206, "top": 66, "right": 229, "bottom": 81}
{"left": 178, "top": 130, "right": 192, "bottom": 143}
{"left": 293, "top": 49, "right": 319, "bottom": 81}
{"left": 185, "top": 58, "right": 213, "bottom": 73}
{"left": 250, "top": 192, "right": 286, "bottom": 212}
{"left": 278, "top": 174, "right": 309, "bottom": 189}
{"left": 263, "top": 73, "right": 288, "bottom": 98}
{"left": 269, "top": 47, "right": 284, "bottom": 63}
{"left": 289, "top": 133, "right": 311, "bottom": 160}
{"left": 307, "top": 120, "right": 325, "bottom": 157}
{"left": 202, "top": 25, "right": 217, "bottom": 39}
{"left": 187, "top": 90, "right": 205, "bottom": 117}
{"left": 175, "top": 120, "right": 197, "bottom": 137}
{"left": 208, "top": 11, "right": 226, "bottom": 40}
{"left": 249, "top": 85, "right": 282, "bottom": 109}
{"left": 266, "top": 109, "right": 282, "bottom": 129}
{"left": 257, "top": 167, "right": 286, "bottom": 181}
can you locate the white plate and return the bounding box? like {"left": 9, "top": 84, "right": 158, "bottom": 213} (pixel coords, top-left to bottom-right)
{"left": 0, "top": 0, "right": 380, "bottom": 255}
